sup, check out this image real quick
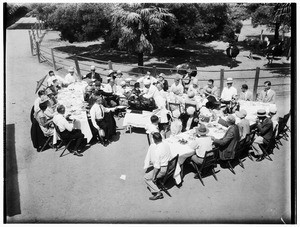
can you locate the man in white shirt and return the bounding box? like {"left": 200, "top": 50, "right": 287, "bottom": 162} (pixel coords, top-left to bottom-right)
{"left": 144, "top": 132, "right": 172, "bottom": 200}
{"left": 137, "top": 71, "right": 158, "bottom": 86}
{"left": 46, "top": 70, "right": 65, "bottom": 87}
{"left": 190, "top": 124, "right": 213, "bottom": 178}
{"left": 64, "top": 67, "right": 78, "bottom": 85}
{"left": 53, "top": 105, "right": 84, "bottom": 156}
{"left": 220, "top": 77, "right": 237, "bottom": 103}
{"left": 169, "top": 74, "right": 184, "bottom": 95}
{"left": 142, "top": 79, "right": 159, "bottom": 99}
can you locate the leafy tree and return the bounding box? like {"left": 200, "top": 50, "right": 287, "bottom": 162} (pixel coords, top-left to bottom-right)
{"left": 111, "top": 4, "right": 175, "bottom": 66}
{"left": 46, "top": 3, "right": 111, "bottom": 43}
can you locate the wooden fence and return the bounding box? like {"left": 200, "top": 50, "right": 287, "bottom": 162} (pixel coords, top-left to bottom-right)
{"left": 29, "top": 31, "right": 291, "bottom": 100}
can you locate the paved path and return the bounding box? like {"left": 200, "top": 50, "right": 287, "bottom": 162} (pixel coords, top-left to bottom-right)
{"left": 6, "top": 29, "right": 292, "bottom": 223}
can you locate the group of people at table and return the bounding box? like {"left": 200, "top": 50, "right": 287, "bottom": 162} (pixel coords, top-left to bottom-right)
{"left": 32, "top": 65, "right": 279, "bottom": 200}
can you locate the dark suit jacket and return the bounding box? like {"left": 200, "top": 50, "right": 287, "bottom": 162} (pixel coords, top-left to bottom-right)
{"left": 257, "top": 117, "right": 273, "bottom": 142}
{"left": 213, "top": 124, "right": 240, "bottom": 160}
{"left": 85, "top": 72, "right": 102, "bottom": 82}
{"left": 180, "top": 113, "right": 199, "bottom": 132}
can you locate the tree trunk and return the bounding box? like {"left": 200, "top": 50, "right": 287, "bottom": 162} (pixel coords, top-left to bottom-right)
{"left": 138, "top": 52, "right": 144, "bottom": 73}
{"left": 274, "top": 22, "right": 280, "bottom": 41}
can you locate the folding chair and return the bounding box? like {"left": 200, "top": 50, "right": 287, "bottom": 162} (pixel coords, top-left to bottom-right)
{"left": 184, "top": 103, "right": 197, "bottom": 113}
{"left": 190, "top": 148, "right": 219, "bottom": 186}
{"left": 275, "top": 117, "right": 286, "bottom": 148}
{"left": 243, "top": 130, "right": 257, "bottom": 161}
{"left": 156, "top": 154, "right": 179, "bottom": 197}
{"left": 53, "top": 123, "right": 76, "bottom": 157}
{"left": 38, "top": 135, "right": 53, "bottom": 152}
{"left": 258, "top": 125, "right": 278, "bottom": 161}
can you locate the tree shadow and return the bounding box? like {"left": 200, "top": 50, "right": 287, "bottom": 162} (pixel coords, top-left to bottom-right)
{"left": 263, "top": 62, "right": 291, "bottom": 76}
{"left": 5, "top": 124, "right": 21, "bottom": 219}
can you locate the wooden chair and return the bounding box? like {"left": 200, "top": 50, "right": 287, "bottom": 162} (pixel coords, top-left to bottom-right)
{"left": 38, "top": 135, "right": 53, "bottom": 152}
{"left": 184, "top": 103, "right": 197, "bottom": 113}
{"left": 190, "top": 148, "right": 219, "bottom": 186}
{"left": 167, "top": 102, "right": 182, "bottom": 117}
{"left": 53, "top": 123, "right": 76, "bottom": 157}
{"left": 156, "top": 154, "right": 179, "bottom": 197}
{"left": 258, "top": 125, "right": 278, "bottom": 161}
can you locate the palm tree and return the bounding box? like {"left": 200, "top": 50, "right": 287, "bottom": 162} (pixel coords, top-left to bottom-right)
{"left": 111, "top": 4, "right": 175, "bottom": 66}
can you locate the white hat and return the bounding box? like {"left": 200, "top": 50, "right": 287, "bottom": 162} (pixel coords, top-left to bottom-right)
{"left": 226, "top": 78, "right": 233, "bottom": 83}
{"left": 91, "top": 65, "right": 96, "bottom": 70}
{"left": 68, "top": 67, "right": 75, "bottom": 72}
{"left": 269, "top": 106, "right": 277, "bottom": 114}
{"left": 108, "top": 69, "right": 114, "bottom": 75}
{"left": 120, "top": 81, "right": 126, "bottom": 86}
{"left": 117, "top": 70, "right": 122, "bottom": 75}
{"left": 187, "top": 90, "right": 195, "bottom": 98}
{"left": 143, "top": 79, "right": 151, "bottom": 85}
{"left": 186, "top": 106, "right": 196, "bottom": 115}
{"left": 125, "top": 77, "right": 132, "bottom": 82}
{"left": 146, "top": 71, "right": 151, "bottom": 75}
{"left": 172, "top": 109, "right": 181, "bottom": 118}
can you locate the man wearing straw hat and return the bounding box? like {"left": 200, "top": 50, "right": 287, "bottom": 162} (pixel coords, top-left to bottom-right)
{"left": 190, "top": 124, "right": 213, "bottom": 178}
{"left": 84, "top": 65, "right": 102, "bottom": 82}
{"left": 251, "top": 109, "right": 274, "bottom": 161}
{"left": 220, "top": 77, "right": 237, "bottom": 104}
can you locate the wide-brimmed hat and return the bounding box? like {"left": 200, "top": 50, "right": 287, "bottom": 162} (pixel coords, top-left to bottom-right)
{"left": 269, "top": 106, "right": 277, "bottom": 114}
{"left": 192, "top": 78, "right": 198, "bottom": 85}
{"left": 68, "top": 67, "right": 75, "bottom": 73}
{"left": 158, "top": 73, "right": 165, "bottom": 78}
{"left": 187, "top": 90, "right": 195, "bottom": 98}
{"left": 226, "top": 77, "right": 233, "bottom": 84}
{"left": 227, "top": 114, "right": 236, "bottom": 124}
{"left": 125, "top": 77, "right": 132, "bottom": 82}
{"left": 186, "top": 106, "right": 196, "bottom": 115}
{"left": 196, "top": 124, "right": 209, "bottom": 136}
{"left": 257, "top": 109, "right": 267, "bottom": 117}
{"left": 120, "top": 80, "right": 126, "bottom": 86}
{"left": 39, "top": 95, "right": 50, "bottom": 104}
{"left": 90, "top": 65, "right": 96, "bottom": 71}
{"left": 143, "top": 79, "right": 151, "bottom": 85}
{"left": 108, "top": 69, "right": 114, "bottom": 75}
{"left": 236, "top": 109, "right": 247, "bottom": 119}
{"left": 117, "top": 70, "right": 123, "bottom": 75}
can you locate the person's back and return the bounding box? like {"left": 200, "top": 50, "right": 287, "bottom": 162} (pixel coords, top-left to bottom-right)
{"left": 154, "top": 141, "right": 172, "bottom": 167}
{"left": 237, "top": 118, "right": 250, "bottom": 140}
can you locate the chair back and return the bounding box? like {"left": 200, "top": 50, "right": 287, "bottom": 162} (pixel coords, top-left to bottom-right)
{"left": 264, "top": 124, "right": 278, "bottom": 152}
{"left": 53, "top": 123, "right": 63, "bottom": 140}
{"left": 283, "top": 111, "right": 290, "bottom": 125}
{"left": 168, "top": 102, "right": 182, "bottom": 117}
{"left": 162, "top": 154, "right": 179, "bottom": 183}
{"left": 185, "top": 103, "right": 197, "bottom": 113}
{"left": 244, "top": 130, "right": 256, "bottom": 147}
{"left": 200, "top": 148, "right": 219, "bottom": 172}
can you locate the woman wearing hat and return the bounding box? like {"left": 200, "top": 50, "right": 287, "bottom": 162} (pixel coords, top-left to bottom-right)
{"left": 35, "top": 95, "right": 54, "bottom": 137}
{"left": 190, "top": 124, "right": 213, "bottom": 178}
{"left": 235, "top": 109, "right": 250, "bottom": 140}
{"left": 180, "top": 106, "right": 199, "bottom": 132}
{"left": 157, "top": 73, "right": 169, "bottom": 92}
{"left": 251, "top": 109, "right": 274, "bottom": 161}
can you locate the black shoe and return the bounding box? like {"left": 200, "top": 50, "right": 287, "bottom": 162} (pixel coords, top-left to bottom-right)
{"left": 256, "top": 156, "right": 264, "bottom": 162}
{"left": 149, "top": 192, "right": 163, "bottom": 201}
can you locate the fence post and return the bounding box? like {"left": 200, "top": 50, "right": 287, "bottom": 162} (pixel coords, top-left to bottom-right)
{"left": 35, "top": 23, "right": 39, "bottom": 39}
{"left": 152, "top": 66, "right": 157, "bottom": 77}
{"left": 51, "top": 48, "right": 57, "bottom": 71}
{"left": 74, "top": 56, "right": 82, "bottom": 79}
{"left": 253, "top": 67, "right": 260, "bottom": 101}
{"left": 219, "top": 69, "right": 225, "bottom": 94}
{"left": 108, "top": 60, "right": 113, "bottom": 70}
{"left": 28, "top": 30, "right": 34, "bottom": 56}
{"left": 36, "top": 41, "right": 41, "bottom": 63}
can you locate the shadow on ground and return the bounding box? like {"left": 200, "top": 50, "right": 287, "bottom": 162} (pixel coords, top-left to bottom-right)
{"left": 5, "top": 124, "right": 21, "bottom": 219}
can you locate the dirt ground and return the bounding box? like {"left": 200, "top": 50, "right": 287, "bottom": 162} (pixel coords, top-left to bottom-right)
{"left": 5, "top": 27, "right": 292, "bottom": 223}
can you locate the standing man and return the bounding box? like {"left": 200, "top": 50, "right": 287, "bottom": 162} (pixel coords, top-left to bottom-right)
{"left": 144, "top": 132, "right": 172, "bottom": 200}
{"left": 53, "top": 105, "right": 85, "bottom": 156}
{"left": 220, "top": 78, "right": 238, "bottom": 104}
{"left": 211, "top": 114, "right": 240, "bottom": 160}
{"left": 202, "top": 79, "right": 219, "bottom": 98}
{"left": 84, "top": 65, "right": 102, "bottom": 82}
{"left": 239, "top": 84, "right": 253, "bottom": 101}
{"left": 251, "top": 109, "right": 274, "bottom": 161}
{"left": 257, "top": 81, "right": 276, "bottom": 104}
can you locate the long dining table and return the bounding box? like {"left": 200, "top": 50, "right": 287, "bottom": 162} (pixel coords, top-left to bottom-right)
{"left": 53, "top": 81, "right": 93, "bottom": 144}
{"left": 143, "top": 121, "right": 227, "bottom": 184}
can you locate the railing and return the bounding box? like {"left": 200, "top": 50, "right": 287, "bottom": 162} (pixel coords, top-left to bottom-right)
{"left": 29, "top": 30, "right": 291, "bottom": 99}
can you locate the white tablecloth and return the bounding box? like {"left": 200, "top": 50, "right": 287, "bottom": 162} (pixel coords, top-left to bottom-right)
{"left": 143, "top": 123, "right": 226, "bottom": 184}
{"left": 53, "top": 81, "right": 93, "bottom": 144}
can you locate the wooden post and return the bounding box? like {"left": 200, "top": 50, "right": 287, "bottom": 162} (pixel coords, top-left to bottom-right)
{"left": 74, "top": 56, "right": 82, "bottom": 79}
{"left": 51, "top": 48, "right": 57, "bottom": 71}
{"left": 219, "top": 69, "right": 225, "bottom": 94}
{"left": 108, "top": 60, "right": 113, "bottom": 70}
{"left": 36, "top": 41, "right": 41, "bottom": 63}
{"left": 36, "top": 23, "right": 39, "bottom": 39}
{"left": 39, "top": 20, "right": 41, "bottom": 33}
{"left": 28, "top": 30, "right": 34, "bottom": 56}
{"left": 152, "top": 66, "right": 157, "bottom": 77}
{"left": 253, "top": 67, "right": 260, "bottom": 101}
